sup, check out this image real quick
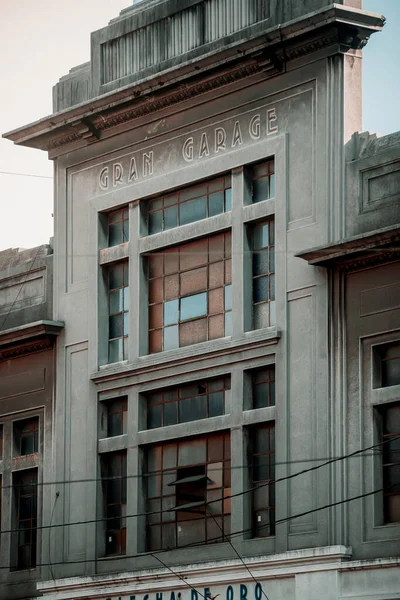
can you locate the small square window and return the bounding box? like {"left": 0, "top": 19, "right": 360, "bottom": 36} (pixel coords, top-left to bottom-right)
{"left": 374, "top": 342, "right": 400, "bottom": 388}
{"left": 251, "top": 160, "right": 275, "bottom": 204}
{"left": 14, "top": 418, "right": 39, "bottom": 456}
{"left": 108, "top": 207, "right": 129, "bottom": 247}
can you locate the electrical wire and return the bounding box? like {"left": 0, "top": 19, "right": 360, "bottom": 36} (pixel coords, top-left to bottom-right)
{"left": 0, "top": 485, "right": 385, "bottom": 571}
{"left": 0, "top": 435, "right": 397, "bottom": 537}
{"left": 0, "top": 170, "right": 52, "bottom": 179}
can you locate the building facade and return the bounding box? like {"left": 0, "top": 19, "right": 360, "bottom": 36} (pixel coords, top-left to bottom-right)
{"left": 3, "top": 0, "right": 400, "bottom": 598}
{"left": 0, "top": 245, "right": 63, "bottom": 600}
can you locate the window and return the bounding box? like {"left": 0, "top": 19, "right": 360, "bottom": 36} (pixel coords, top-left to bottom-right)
{"left": 14, "top": 418, "right": 39, "bottom": 456}
{"left": 146, "top": 376, "right": 230, "bottom": 429}
{"left": 381, "top": 343, "right": 400, "bottom": 387}
{"left": 147, "top": 176, "right": 231, "bottom": 235}
{"left": 250, "top": 424, "right": 275, "bottom": 537}
{"left": 251, "top": 219, "right": 275, "bottom": 329}
{"left": 251, "top": 367, "right": 275, "bottom": 409}
{"left": 108, "top": 261, "right": 129, "bottom": 363}
{"left": 380, "top": 402, "right": 400, "bottom": 524}
{"left": 13, "top": 469, "right": 37, "bottom": 570}
{"left": 148, "top": 232, "right": 232, "bottom": 353}
{"left": 102, "top": 452, "right": 127, "bottom": 555}
{"left": 108, "top": 207, "right": 129, "bottom": 246}
{"left": 251, "top": 160, "right": 275, "bottom": 203}
{"left": 0, "top": 425, "right": 3, "bottom": 460}
{"left": 146, "top": 432, "right": 231, "bottom": 550}
{"left": 106, "top": 398, "right": 128, "bottom": 437}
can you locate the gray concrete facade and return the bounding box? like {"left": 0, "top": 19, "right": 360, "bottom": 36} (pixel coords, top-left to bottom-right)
{"left": 3, "top": 0, "right": 399, "bottom": 598}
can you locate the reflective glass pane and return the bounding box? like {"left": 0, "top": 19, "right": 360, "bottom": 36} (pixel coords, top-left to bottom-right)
{"left": 21, "top": 436, "right": 34, "bottom": 456}
{"left": 109, "top": 223, "right": 122, "bottom": 247}
{"left": 208, "top": 191, "right": 224, "bottom": 217}
{"left": 123, "top": 312, "right": 129, "bottom": 335}
{"left": 164, "top": 401, "right": 178, "bottom": 426}
{"left": 148, "top": 404, "right": 162, "bottom": 429}
{"left": 254, "top": 382, "right": 269, "bottom": 409}
{"left": 224, "top": 311, "right": 232, "bottom": 336}
{"left": 123, "top": 286, "right": 130, "bottom": 311}
{"left": 269, "top": 247, "right": 275, "bottom": 272}
{"left": 224, "top": 285, "right": 232, "bottom": 311}
{"left": 254, "top": 276, "right": 269, "bottom": 303}
{"left": 164, "top": 206, "right": 178, "bottom": 230}
{"left": 253, "top": 250, "right": 269, "bottom": 276}
{"left": 179, "top": 197, "right": 207, "bottom": 226}
{"left": 253, "top": 223, "right": 268, "bottom": 249}
{"left": 109, "top": 289, "right": 123, "bottom": 314}
{"left": 269, "top": 174, "right": 275, "bottom": 198}
{"left": 253, "top": 178, "right": 269, "bottom": 203}
{"left": 123, "top": 219, "right": 129, "bottom": 242}
{"left": 270, "top": 274, "right": 275, "bottom": 301}
{"left": 163, "top": 325, "right": 179, "bottom": 351}
{"left": 149, "top": 210, "right": 163, "bottom": 234}
{"left": 109, "top": 264, "right": 123, "bottom": 289}
{"left": 383, "top": 358, "right": 400, "bottom": 387}
{"left": 109, "top": 339, "right": 123, "bottom": 363}
{"left": 208, "top": 392, "right": 224, "bottom": 417}
{"left": 164, "top": 299, "right": 179, "bottom": 326}
{"left": 180, "top": 292, "right": 207, "bottom": 321}
{"left": 224, "top": 188, "right": 232, "bottom": 212}
{"left": 109, "top": 314, "right": 123, "bottom": 338}
{"left": 108, "top": 411, "right": 122, "bottom": 437}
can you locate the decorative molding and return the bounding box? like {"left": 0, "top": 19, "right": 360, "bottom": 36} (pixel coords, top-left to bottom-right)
{"left": 0, "top": 337, "right": 53, "bottom": 361}
{"left": 338, "top": 249, "right": 400, "bottom": 274}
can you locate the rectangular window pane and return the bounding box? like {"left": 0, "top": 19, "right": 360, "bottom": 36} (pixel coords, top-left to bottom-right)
{"left": 180, "top": 292, "right": 207, "bottom": 321}
{"left": 251, "top": 424, "right": 275, "bottom": 538}
{"left": 252, "top": 219, "right": 275, "bottom": 330}
{"left": 180, "top": 196, "right": 207, "bottom": 226}
{"left": 107, "top": 261, "right": 129, "bottom": 362}
{"left": 13, "top": 470, "right": 37, "bottom": 570}
{"left": 102, "top": 452, "right": 127, "bottom": 556}
{"left": 381, "top": 402, "right": 400, "bottom": 524}
{"left": 164, "top": 299, "right": 179, "bottom": 326}
{"left": 164, "top": 325, "right": 179, "bottom": 351}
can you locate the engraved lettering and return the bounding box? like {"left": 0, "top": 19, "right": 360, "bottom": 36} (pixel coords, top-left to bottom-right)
{"left": 113, "top": 163, "right": 123, "bottom": 186}
{"left": 143, "top": 152, "right": 153, "bottom": 177}
{"left": 215, "top": 127, "right": 227, "bottom": 152}
{"left": 199, "top": 132, "right": 210, "bottom": 158}
{"left": 128, "top": 157, "right": 138, "bottom": 182}
{"left": 99, "top": 167, "right": 109, "bottom": 190}
{"left": 267, "top": 108, "right": 278, "bottom": 135}
{"left": 232, "top": 121, "right": 243, "bottom": 147}
{"left": 183, "top": 137, "right": 194, "bottom": 162}
{"left": 249, "top": 114, "right": 261, "bottom": 140}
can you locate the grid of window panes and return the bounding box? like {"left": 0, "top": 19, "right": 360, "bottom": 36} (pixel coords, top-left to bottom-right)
{"left": 14, "top": 418, "right": 39, "bottom": 456}
{"left": 106, "top": 398, "right": 128, "bottom": 437}
{"left": 108, "top": 207, "right": 129, "bottom": 247}
{"left": 148, "top": 232, "right": 232, "bottom": 353}
{"left": 251, "top": 160, "right": 275, "bottom": 203}
{"left": 146, "top": 432, "right": 231, "bottom": 550}
{"left": 381, "top": 343, "right": 400, "bottom": 387}
{"left": 251, "top": 423, "right": 275, "bottom": 537}
{"left": 13, "top": 469, "right": 37, "bottom": 570}
{"left": 146, "top": 376, "right": 230, "bottom": 429}
{"left": 108, "top": 262, "right": 129, "bottom": 363}
{"left": 251, "top": 366, "right": 275, "bottom": 409}
{"left": 381, "top": 402, "right": 400, "bottom": 524}
{"left": 252, "top": 219, "right": 275, "bottom": 329}
{"left": 147, "top": 176, "right": 232, "bottom": 235}
{"left": 102, "top": 451, "right": 127, "bottom": 555}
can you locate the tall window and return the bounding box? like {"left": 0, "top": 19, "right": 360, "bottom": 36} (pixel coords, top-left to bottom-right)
{"left": 108, "top": 207, "right": 129, "bottom": 246}
{"left": 251, "top": 366, "right": 275, "bottom": 409}
{"left": 106, "top": 398, "right": 128, "bottom": 437}
{"left": 108, "top": 262, "right": 129, "bottom": 363}
{"left": 251, "top": 160, "right": 275, "bottom": 203}
{"left": 251, "top": 220, "right": 275, "bottom": 329}
{"left": 146, "top": 376, "right": 230, "bottom": 429}
{"left": 14, "top": 418, "right": 39, "bottom": 456}
{"left": 102, "top": 452, "right": 127, "bottom": 555}
{"left": 146, "top": 432, "right": 231, "bottom": 550}
{"left": 13, "top": 470, "right": 38, "bottom": 570}
{"left": 250, "top": 424, "right": 275, "bottom": 538}
{"left": 147, "top": 176, "right": 231, "bottom": 235}
{"left": 148, "top": 232, "right": 232, "bottom": 353}
{"left": 0, "top": 425, "right": 3, "bottom": 460}
{"left": 381, "top": 402, "right": 400, "bottom": 524}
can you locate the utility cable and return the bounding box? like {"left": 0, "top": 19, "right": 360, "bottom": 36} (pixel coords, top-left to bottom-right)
{"left": 0, "top": 170, "right": 52, "bottom": 179}
{"left": 0, "top": 485, "right": 385, "bottom": 571}
{"left": 0, "top": 435, "right": 397, "bottom": 537}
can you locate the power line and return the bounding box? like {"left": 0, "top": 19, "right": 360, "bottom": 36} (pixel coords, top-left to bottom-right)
{"left": 0, "top": 170, "right": 52, "bottom": 180}
{"left": 0, "top": 435, "right": 397, "bottom": 536}
{"left": 0, "top": 486, "right": 384, "bottom": 571}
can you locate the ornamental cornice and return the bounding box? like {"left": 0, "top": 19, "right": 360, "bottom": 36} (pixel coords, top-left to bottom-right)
{"left": 0, "top": 337, "right": 53, "bottom": 361}
{"left": 338, "top": 249, "right": 400, "bottom": 274}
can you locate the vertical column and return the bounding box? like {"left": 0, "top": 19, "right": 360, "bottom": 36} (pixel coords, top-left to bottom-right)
{"left": 127, "top": 388, "right": 143, "bottom": 555}
{"left": 231, "top": 167, "right": 245, "bottom": 338}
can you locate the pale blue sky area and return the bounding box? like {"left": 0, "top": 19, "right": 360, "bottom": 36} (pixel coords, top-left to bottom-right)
{"left": 363, "top": 0, "right": 400, "bottom": 134}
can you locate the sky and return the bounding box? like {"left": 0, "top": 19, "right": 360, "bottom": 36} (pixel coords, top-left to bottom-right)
{"left": 0, "top": 0, "right": 399, "bottom": 252}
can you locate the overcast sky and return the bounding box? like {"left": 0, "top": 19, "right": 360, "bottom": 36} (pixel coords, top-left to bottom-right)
{"left": 0, "top": 0, "right": 399, "bottom": 251}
